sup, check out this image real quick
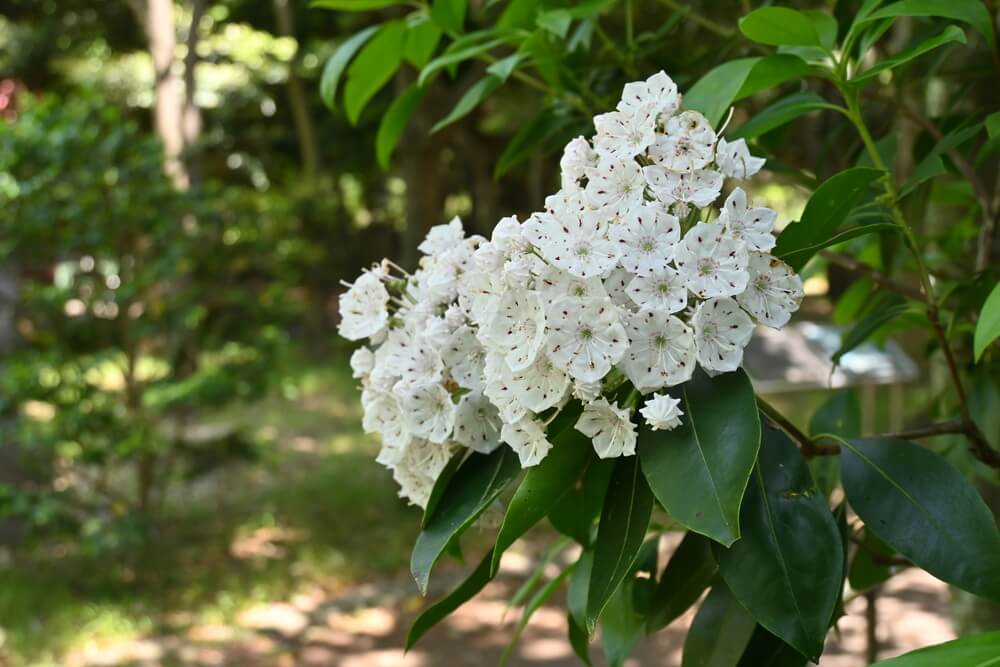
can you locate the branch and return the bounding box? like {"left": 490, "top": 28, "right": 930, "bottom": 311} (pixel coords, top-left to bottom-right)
{"left": 849, "top": 535, "right": 912, "bottom": 567}
{"left": 757, "top": 396, "right": 840, "bottom": 457}
{"left": 820, "top": 250, "right": 927, "bottom": 303}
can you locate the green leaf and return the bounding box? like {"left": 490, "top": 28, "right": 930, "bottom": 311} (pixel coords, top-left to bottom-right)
{"left": 974, "top": 281, "right": 1000, "bottom": 361}
{"left": 682, "top": 581, "right": 756, "bottom": 667}
{"left": 343, "top": 21, "right": 407, "bottom": 124}
{"left": 319, "top": 25, "right": 380, "bottom": 110}
{"left": 647, "top": 531, "right": 718, "bottom": 632}
{"left": 497, "top": 0, "right": 538, "bottom": 29}
{"left": 411, "top": 447, "right": 521, "bottom": 595}
{"left": 311, "top": 0, "right": 404, "bottom": 9}
{"left": 430, "top": 0, "right": 467, "bottom": 33}
{"left": 853, "top": 25, "right": 966, "bottom": 83}
{"left": 684, "top": 58, "right": 760, "bottom": 128}
{"left": 421, "top": 447, "right": 466, "bottom": 527}
{"left": 495, "top": 109, "right": 573, "bottom": 178}
{"left": 840, "top": 437, "right": 1000, "bottom": 601}
{"left": 734, "top": 55, "right": 810, "bottom": 101}
{"left": 491, "top": 407, "right": 593, "bottom": 575}
{"left": 804, "top": 10, "right": 839, "bottom": 50}
{"left": 600, "top": 562, "right": 647, "bottom": 667}
{"left": 847, "top": 527, "right": 895, "bottom": 592}
{"left": 501, "top": 563, "right": 576, "bottom": 665}
{"left": 486, "top": 52, "right": 524, "bottom": 82}
{"left": 375, "top": 84, "right": 426, "bottom": 170}
{"left": 431, "top": 75, "right": 502, "bottom": 133}
{"left": 807, "top": 391, "right": 861, "bottom": 497}
{"left": 773, "top": 167, "right": 883, "bottom": 272}
{"left": 732, "top": 92, "right": 844, "bottom": 139}
{"left": 831, "top": 294, "right": 910, "bottom": 367}
{"left": 739, "top": 8, "right": 823, "bottom": 47}
{"left": 405, "top": 552, "right": 492, "bottom": 650}
{"left": 736, "top": 626, "right": 810, "bottom": 667}
{"left": 774, "top": 222, "right": 899, "bottom": 266}
{"left": 586, "top": 455, "right": 654, "bottom": 630}
{"left": 567, "top": 551, "right": 593, "bottom": 664}
{"left": 568, "top": 611, "right": 592, "bottom": 665}
{"left": 418, "top": 36, "right": 509, "bottom": 87}
{"left": 403, "top": 19, "right": 443, "bottom": 68}
{"left": 865, "top": 0, "right": 995, "bottom": 49}
{"left": 537, "top": 9, "right": 572, "bottom": 38}
{"left": 987, "top": 112, "right": 1000, "bottom": 139}
{"left": 717, "top": 427, "right": 844, "bottom": 661}
{"left": 868, "top": 631, "right": 1000, "bottom": 666}
{"left": 638, "top": 368, "right": 760, "bottom": 547}
{"left": 901, "top": 120, "right": 983, "bottom": 196}
{"left": 549, "top": 457, "right": 614, "bottom": 545}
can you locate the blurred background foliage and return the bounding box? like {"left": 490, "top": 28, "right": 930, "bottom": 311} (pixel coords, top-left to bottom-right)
{"left": 0, "top": 0, "right": 998, "bottom": 664}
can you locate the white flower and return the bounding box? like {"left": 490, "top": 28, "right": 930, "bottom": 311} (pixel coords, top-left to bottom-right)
{"left": 501, "top": 417, "right": 553, "bottom": 467}
{"left": 361, "top": 388, "right": 410, "bottom": 448}
{"left": 640, "top": 393, "right": 684, "bottom": 431}
{"left": 692, "top": 297, "right": 755, "bottom": 373}
{"left": 484, "top": 288, "right": 547, "bottom": 371}
{"left": 475, "top": 215, "right": 526, "bottom": 273}
{"left": 561, "top": 136, "right": 599, "bottom": 190}
{"left": 618, "top": 70, "right": 679, "bottom": 118}
{"left": 509, "top": 354, "right": 570, "bottom": 413}
{"left": 453, "top": 391, "right": 502, "bottom": 453}
{"left": 575, "top": 398, "right": 637, "bottom": 458}
{"left": 736, "top": 253, "right": 804, "bottom": 328}
{"left": 394, "top": 338, "right": 444, "bottom": 388}
{"left": 543, "top": 211, "right": 621, "bottom": 280}
{"left": 585, "top": 158, "right": 647, "bottom": 222}
{"left": 620, "top": 309, "right": 696, "bottom": 391}
{"left": 338, "top": 271, "right": 389, "bottom": 341}
{"left": 674, "top": 222, "right": 750, "bottom": 299}
{"left": 627, "top": 267, "right": 687, "bottom": 313}
{"left": 666, "top": 111, "right": 716, "bottom": 143}
{"left": 603, "top": 267, "right": 635, "bottom": 310}
{"left": 643, "top": 166, "right": 723, "bottom": 208}
{"left": 483, "top": 351, "right": 529, "bottom": 423}
{"left": 442, "top": 325, "right": 486, "bottom": 391}
{"left": 717, "top": 187, "right": 777, "bottom": 252}
{"left": 593, "top": 107, "right": 657, "bottom": 160}
{"left": 458, "top": 269, "right": 502, "bottom": 325}
{"left": 401, "top": 382, "right": 456, "bottom": 444}
{"left": 650, "top": 112, "right": 716, "bottom": 173}
{"left": 610, "top": 205, "right": 680, "bottom": 276}
{"left": 716, "top": 137, "right": 765, "bottom": 180}
{"left": 350, "top": 347, "right": 374, "bottom": 379}
{"left": 393, "top": 439, "right": 456, "bottom": 508}
{"left": 418, "top": 216, "right": 465, "bottom": 255}
{"left": 572, "top": 380, "right": 604, "bottom": 402}
{"left": 546, "top": 297, "right": 629, "bottom": 383}
{"left": 537, "top": 265, "right": 608, "bottom": 311}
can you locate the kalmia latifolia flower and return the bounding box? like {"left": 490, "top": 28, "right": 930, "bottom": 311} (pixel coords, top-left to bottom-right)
{"left": 337, "top": 70, "right": 802, "bottom": 505}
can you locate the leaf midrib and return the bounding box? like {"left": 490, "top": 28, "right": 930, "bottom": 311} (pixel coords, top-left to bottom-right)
{"left": 685, "top": 385, "right": 730, "bottom": 531}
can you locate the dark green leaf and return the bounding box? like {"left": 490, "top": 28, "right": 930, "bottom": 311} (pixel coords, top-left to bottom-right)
{"left": 852, "top": 25, "right": 966, "bottom": 83}
{"left": 411, "top": 447, "right": 520, "bottom": 594}
{"left": 492, "top": 407, "right": 593, "bottom": 575}
{"left": 495, "top": 109, "right": 573, "bottom": 178}
{"left": 987, "top": 112, "right": 1000, "bottom": 139}
{"left": 431, "top": 75, "right": 502, "bottom": 133}
{"left": 773, "top": 167, "right": 883, "bottom": 271}
{"left": 639, "top": 369, "right": 760, "bottom": 547}
{"left": 311, "top": 0, "right": 404, "bottom": 9}
{"left": 735, "top": 55, "right": 810, "bottom": 101}
{"left": 774, "top": 223, "right": 899, "bottom": 266}
{"left": 847, "top": 527, "right": 895, "bottom": 591}
{"left": 421, "top": 447, "right": 466, "bottom": 527}
{"left": 868, "top": 631, "right": 1000, "bottom": 666}
{"left": 739, "top": 8, "right": 823, "bottom": 47}
{"left": 343, "top": 21, "right": 407, "bottom": 124}
{"left": 497, "top": 0, "right": 538, "bottom": 29}
{"left": 319, "top": 25, "right": 380, "bottom": 110}
{"left": 648, "top": 531, "right": 718, "bottom": 632}
{"left": 807, "top": 391, "right": 861, "bottom": 497}
{"left": 682, "top": 581, "right": 756, "bottom": 667}
{"left": 567, "top": 551, "right": 594, "bottom": 664}
{"left": 974, "top": 281, "right": 1000, "bottom": 361}
{"left": 568, "top": 611, "right": 592, "bottom": 665}
{"left": 405, "top": 552, "right": 492, "bottom": 649}
{"left": 865, "top": 0, "right": 995, "bottom": 49}
{"left": 840, "top": 437, "right": 1000, "bottom": 601}
{"left": 831, "top": 294, "right": 910, "bottom": 366}
{"left": 718, "top": 427, "right": 844, "bottom": 660}
{"left": 418, "top": 36, "right": 509, "bottom": 87}
{"left": 736, "top": 627, "right": 809, "bottom": 667}
{"left": 586, "top": 455, "right": 654, "bottom": 629}
{"left": 549, "top": 457, "right": 614, "bottom": 545}
{"left": 601, "top": 565, "right": 646, "bottom": 667}
{"left": 683, "top": 58, "right": 760, "bottom": 128}
{"left": 430, "top": 0, "right": 467, "bottom": 33}
{"left": 375, "top": 84, "right": 426, "bottom": 169}
{"left": 732, "top": 92, "right": 844, "bottom": 139}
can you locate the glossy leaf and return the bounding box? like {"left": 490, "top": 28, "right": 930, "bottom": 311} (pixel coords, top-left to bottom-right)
{"left": 773, "top": 167, "right": 883, "bottom": 271}
{"left": 375, "top": 83, "right": 426, "bottom": 168}
{"left": 492, "top": 408, "right": 592, "bottom": 575}
{"left": 405, "top": 552, "right": 492, "bottom": 649}
{"left": 868, "top": 631, "right": 1000, "bottom": 666}
{"left": 319, "top": 25, "right": 379, "bottom": 110}
{"left": 343, "top": 21, "right": 407, "bottom": 125}
{"left": 411, "top": 447, "right": 520, "bottom": 594}
{"left": 775, "top": 222, "right": 898, "bottom": 267}
{"left": 840, "top": 437, "right": 1000, "bottom": 601}
{"left": 735, "top": 55, "right": 810, "bottom": 101}
{"left": 732, "top": 92, "right": 843, "bottom": 139}
{"left": 421, "top": 447, "right": 466, "bottom": 527}
{"left": 567, "top": 551, "right": 594, "bottom": 664}
{"left": 683, "top": 58, "right": 760, "bottom": 128}
{"left": 852, "top": 25, "right": 966, "bottom": 83}
{"left": 431, "top": 75, "right": 502, "bottom": 133}
{"left": 718, "top": 427, "right": 844, "bottom": 660}
{"left": 847, "top": 527, "right": 895, "bottom": 592}
{"left": 549, "top": 457, "right": 614, "bottom": 546}
{"left": 974, "top": 281, "right": 1000, "bottom": 361}
{"left": 682, "top": 581, "right": 756, "bottom": 667}
{"left": 586, "top": 455, "right": 654, "bottom": 629}
{"left": 601, "top": 564, "right": 647, "bottom": 667}
{"left": 807, "top": 391, "right": 861, "bottom": 497}
{"left": 736, "top": 627, "right": 809, "bottom": 667}
{"left": 639, "top": 368, "right": 760, "bottom": 546}
{"left": 403, "top": 20, "right": 443, "bottom": 68}
{"left": 647, "top": 531, "right": 718, "bottom": 632}
{"left": 739, "top": 8, "right": 823, "bottom": 47}
{"left": 865, "top": 0, "right": 995, "bottom": 48}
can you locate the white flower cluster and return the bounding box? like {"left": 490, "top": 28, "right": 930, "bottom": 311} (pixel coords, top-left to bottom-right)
{"left": 338, "top": 71, "right": 803, "bottom": 508}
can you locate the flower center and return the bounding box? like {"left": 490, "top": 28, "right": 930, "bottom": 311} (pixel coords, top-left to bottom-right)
{"left": 580, "top": 327, "right": 594, "bottom": 341}
{"left": 654, "top": 334, "right": 668, "bottom": 348}
{"left": 641, "top": 238, "right": 656, "bottom": 252}
{"left": 574, "top": 243, "right": 590, "bottom": 258}
{"left": 697, "top": 257, "right": 718, "bottom": 276}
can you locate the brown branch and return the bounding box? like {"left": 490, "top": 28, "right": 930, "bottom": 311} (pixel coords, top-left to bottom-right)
{"left": 757, "top": 396, "right": 840, "bottom": 457}
{"left": 881, "top": 420, "right": 966, "bottom": 440}
{"left": 820, "top": 251, "right": 927, "bottom": 303}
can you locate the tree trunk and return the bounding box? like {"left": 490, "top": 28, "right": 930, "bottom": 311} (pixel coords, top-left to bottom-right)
{"left": 182, "top": 0, "right": 206, "bottom": 185}
{"left": 145, "top": 0, "right": 188, "bottom": 188}
{"left": 273, "top": 0, "right": 321, "bottom": 184}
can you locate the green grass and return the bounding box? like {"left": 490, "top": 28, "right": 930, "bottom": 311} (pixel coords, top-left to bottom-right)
{"left": 0, "top": 355, "right": 420, "bottom": 666}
